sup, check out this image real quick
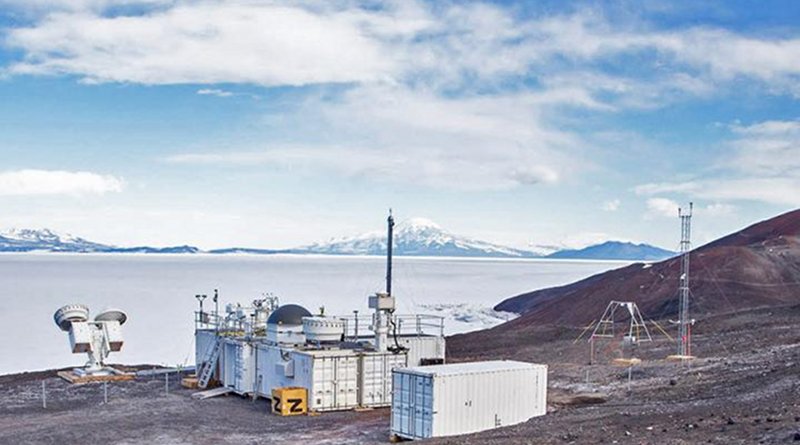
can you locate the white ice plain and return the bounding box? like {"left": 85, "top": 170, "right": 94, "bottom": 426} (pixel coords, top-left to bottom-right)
{"left": 0, "top": 253, "right": 627, "bottom": 374}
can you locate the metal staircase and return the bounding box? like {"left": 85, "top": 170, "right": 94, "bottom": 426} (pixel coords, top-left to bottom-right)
{"left": 197, "top": 338, "right": 221, "bottom": 389}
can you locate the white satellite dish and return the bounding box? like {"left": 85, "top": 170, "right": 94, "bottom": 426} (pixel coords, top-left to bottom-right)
{"left": 53, "top": 304, "right": 128, "bottom": 376}
{"left": 53, "top": 303, "right": 89, "bottom": 332}
{"left": 95, "top": 308, "right": 128, "bottom": 325}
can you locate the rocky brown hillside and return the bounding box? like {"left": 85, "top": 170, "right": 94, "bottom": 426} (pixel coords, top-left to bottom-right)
{"left": 495, "top": 208, "right": 800, "bottom": 327}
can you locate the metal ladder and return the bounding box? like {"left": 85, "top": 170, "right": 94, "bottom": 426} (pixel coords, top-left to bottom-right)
{"left": 197, "top": 339, "right": 221, "bottom": 389}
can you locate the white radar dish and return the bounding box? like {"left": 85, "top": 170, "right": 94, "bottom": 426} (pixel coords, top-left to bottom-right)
{"left": 95, "top": 308, "right": 128, "bottom": 325}
{"left": 53, "top": 303, "right": 90, "bottom": 331}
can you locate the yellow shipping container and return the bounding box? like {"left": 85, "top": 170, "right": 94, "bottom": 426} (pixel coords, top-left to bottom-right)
{"left": 271, "top": 387, "right": 308, "bottom": 416}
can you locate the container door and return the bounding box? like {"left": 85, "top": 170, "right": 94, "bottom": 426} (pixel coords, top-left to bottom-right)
{"left": 361, "top": 354, "right": 379, "bottom": 406}
{"left": 411, "top": 374, "right": 433, "bottom": 438}
{"left": 234, "top": 344, "right": 243, "bottom": 390}
{"left": 223, "top": 343, "right": 236, "bottom": 388}
{"left": 334, "top": 355, "right": 358, "bottom": 409}
{"left": 385, "top": 354, "right": 408, "bottom": 406}
{"left": 392, "top": 372, "right": 414, "bottom": 437}
{"left": 311, "top": 356, "right": 335, "bottom": 410}
{"left": 421, "top": 376, "right": 433, "bottom": 438}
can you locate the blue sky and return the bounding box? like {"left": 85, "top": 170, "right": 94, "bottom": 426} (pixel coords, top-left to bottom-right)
{"left": 0, "top": 0, "right": 798, "bottom": 250}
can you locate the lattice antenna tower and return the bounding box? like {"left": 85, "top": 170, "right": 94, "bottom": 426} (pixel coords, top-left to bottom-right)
{"left": 677, "top": 202, "right": 693, "bottom": 356}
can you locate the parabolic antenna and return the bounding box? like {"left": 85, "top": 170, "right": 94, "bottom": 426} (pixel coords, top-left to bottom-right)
{"left": 53, "top": 304, "right": 90, "bottom": 331}
{"left": 95, "top": 308, "right": 128, "bottom": 325}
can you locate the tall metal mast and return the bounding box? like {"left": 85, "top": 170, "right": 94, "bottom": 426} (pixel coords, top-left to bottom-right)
{"left": 370, "top": 210, "right": 396, "bottom": 352}
{"left": 386, "top": 209, "right": 394, "bottom": 296}
{"left": 677, "top": 202, "right": 693, "bottom": 356}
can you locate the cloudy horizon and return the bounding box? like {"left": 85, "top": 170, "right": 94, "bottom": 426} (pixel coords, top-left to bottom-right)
{"left": 0, "top": 0, "right": 798, "bottom": 250}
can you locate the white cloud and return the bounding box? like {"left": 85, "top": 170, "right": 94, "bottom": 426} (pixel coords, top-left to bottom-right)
{"left": 6, "top": 3, "right": 395, "bottom": 86}
{"left": 726, "top": 119, "right": 800, "bottom": 175}
{"left": 702, "top": 203, "right": 736, "bottom": 216}
{"left": 196, "top": 88, "right": 233, "bottom": 98}
{"left": 166, "top": 84, "right": 584, "bottom": 190}
{"left": 646, "top": 197, "right": 680, "bottom": 219}
{"left": 636, "top": 119, "right": 800, "bottom": 206}
{"left": 601, "top": 199, "right": 620, "bottom": 211}
{"left": 634, "top": 181, "right": 700, "bottom": 196}
{"left": 638, "top": 177, "right": 800, "bottom": 207}
{"left": 4, "top": 1, "right": 800, "bottom": 193}
{"left": 4, "top": 2, "right": 800, "bottom": 97}
{"left": 0, "top": 169, "right": 123, "bottom": 196}
{"left": 0, "top": 0, "right": 167, "bottom": 13}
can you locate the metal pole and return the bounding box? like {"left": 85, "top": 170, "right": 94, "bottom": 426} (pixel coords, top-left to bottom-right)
{"left": 41, "top": 381, "right": 46, "bottom": 409}
{"left": 386, "top": 210, "right": 394, "bottom": 295}
{"left": 165, "top": 372, "right": 169, "bottom": 395}
{"left": 354, "top": 310, "right": 359, "bottom": 340}
{"left": 104, "top": 381, "right": 108, "bottom": 404}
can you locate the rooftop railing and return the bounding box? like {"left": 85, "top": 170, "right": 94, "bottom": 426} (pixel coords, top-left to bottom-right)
{"left": 196, "top": 310, "right": 445, "bottom": 340}
{"left": 340, "top": 313, "right": 444, "bottom": 341}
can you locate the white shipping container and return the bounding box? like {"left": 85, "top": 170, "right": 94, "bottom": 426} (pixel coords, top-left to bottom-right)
{"left": 293, "top": 350, "right": 360, "bottom": 411}
{"left": 360, "top": 351, "right": 407, "bottom": 407}
{"left": 391, "top": 360, "right": 547, "bottom": 440}
{"left": 397, "top": 335, "right": 445, "bottom": 366}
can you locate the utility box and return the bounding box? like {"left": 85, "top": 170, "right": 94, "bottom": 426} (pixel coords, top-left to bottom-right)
{"left": 368, "top": 293, "right": 395, "bottom": 311}
{"left": 271, "top": 387, "right": 308, "bottom": 416}
{"left": 391, "top": 360, "right": 547, "bottom": 440}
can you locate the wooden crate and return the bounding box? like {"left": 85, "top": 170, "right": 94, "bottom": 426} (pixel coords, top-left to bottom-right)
{"left": 181, "top": 376, "right": 199, "bottom": 389}
{"left": 57, "top": 370, "right": 135, "bottom": 385}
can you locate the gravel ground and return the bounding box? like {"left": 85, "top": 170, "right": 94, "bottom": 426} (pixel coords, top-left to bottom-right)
{"left": 1, "top": 304, "right": 799, "bottom": 444}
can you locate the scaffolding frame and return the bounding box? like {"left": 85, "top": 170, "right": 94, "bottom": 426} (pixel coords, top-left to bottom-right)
{"left": 588, "top": 300, "right": 652, "bottom": 364}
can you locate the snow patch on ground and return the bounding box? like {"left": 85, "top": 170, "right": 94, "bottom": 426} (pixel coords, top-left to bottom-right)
{"left": 416, "top": 302, "right": 518, "bottom": 333}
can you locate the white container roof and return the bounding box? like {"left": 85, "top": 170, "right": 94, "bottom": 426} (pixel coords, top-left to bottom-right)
{"left": 398, "top": 360, "right": 545, "bottom": 377}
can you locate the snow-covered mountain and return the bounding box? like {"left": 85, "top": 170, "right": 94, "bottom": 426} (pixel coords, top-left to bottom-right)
{"left": 295, "top": 218, "right": 539, "bottom": 258}
{"left": 0, "top": 224, "right": 673, "bottom": 260}
{"left": 0, "top": 228, "right": 111, "bottom": 252}
{"left": 0, "top": 228, "right": 199, "bottom": 254}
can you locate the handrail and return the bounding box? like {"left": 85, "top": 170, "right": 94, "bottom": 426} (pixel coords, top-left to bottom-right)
{"left": 339, "top": 313, "right": 444, "bottom": 341}
{"left": 196, "top": 310, "right": 445, "bottom": 340}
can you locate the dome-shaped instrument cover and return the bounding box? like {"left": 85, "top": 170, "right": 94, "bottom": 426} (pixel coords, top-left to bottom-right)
{"left": 267, "top": 304, "right": 312, "bottom": 326}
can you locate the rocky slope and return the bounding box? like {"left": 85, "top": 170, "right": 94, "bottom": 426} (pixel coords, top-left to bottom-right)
{"left": 495, "top": 208, "right": 800, "bottom": 326}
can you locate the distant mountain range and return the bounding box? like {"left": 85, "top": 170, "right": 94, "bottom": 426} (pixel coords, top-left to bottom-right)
{"left": 0, "top": 228, "right": 199, "bottom": 254}
{"left": 0, "top": 221, "right": 674, "bottom": 260}
{"left": 545, "top": 241, "right": 675, "bottom": 261}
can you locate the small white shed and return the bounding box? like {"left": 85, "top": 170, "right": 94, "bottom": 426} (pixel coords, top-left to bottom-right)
{"left": 391, "top": 360, "right": 547, "bottom": 440}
